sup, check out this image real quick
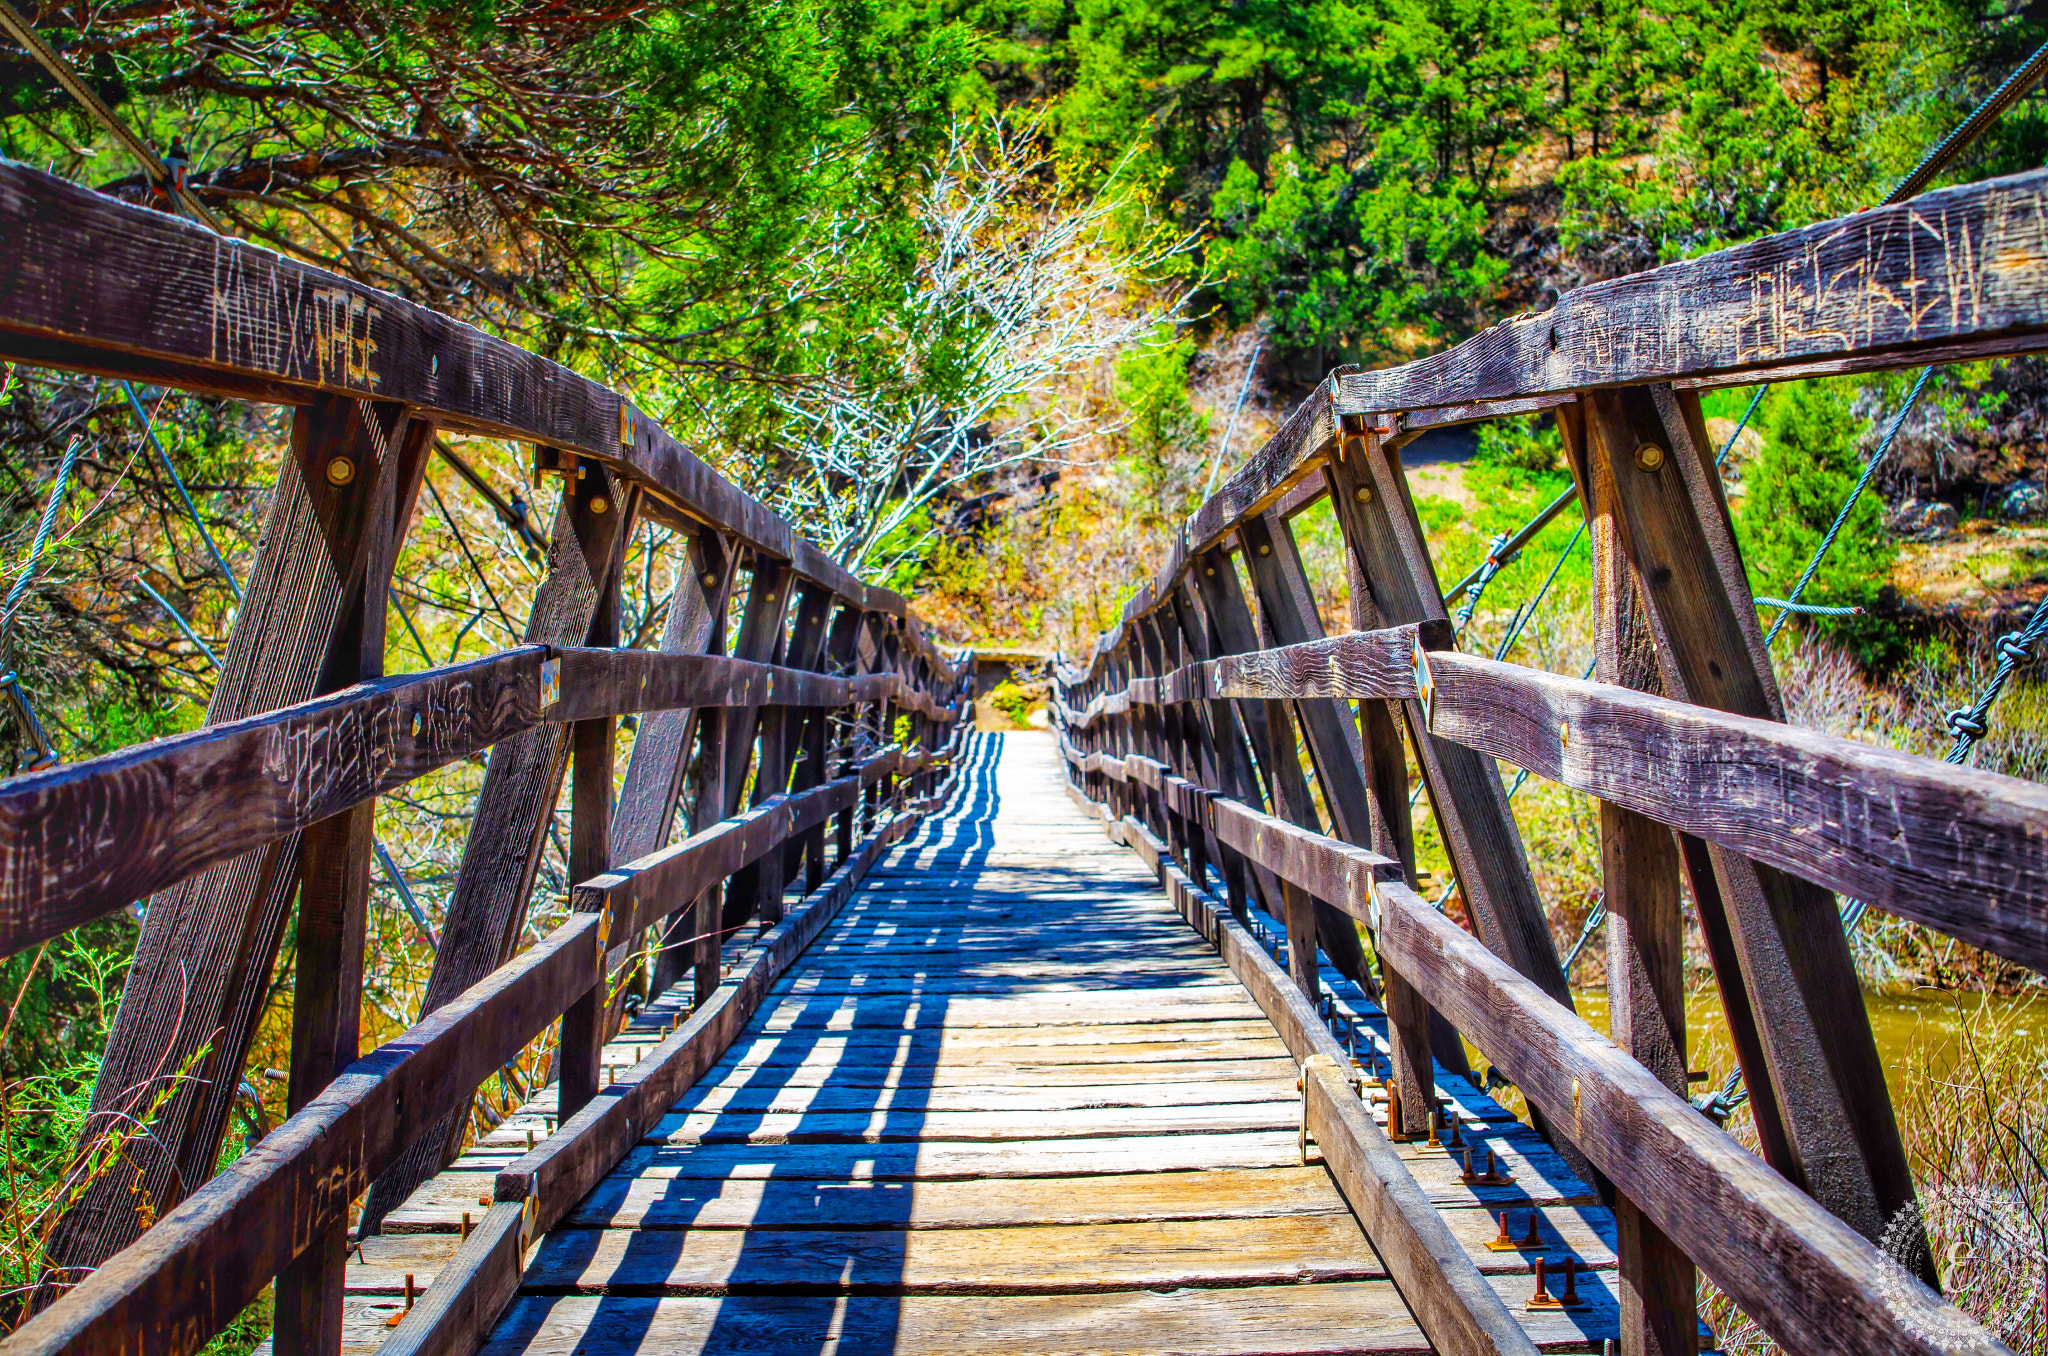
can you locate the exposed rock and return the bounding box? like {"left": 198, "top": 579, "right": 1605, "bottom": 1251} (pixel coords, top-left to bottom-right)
{"left": 2001, "top": 479, "right": 2047, "bottom": 520}
{"left": 1887, "top": 498, "right": 1958, "bottom": 540}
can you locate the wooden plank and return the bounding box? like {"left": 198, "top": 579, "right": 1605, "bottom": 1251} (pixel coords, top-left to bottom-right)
{"left": 551, "top": 1165, "right": 1348, "bottom": 1231}
{"left": 42, "top": 398, "right": 427, "bottom": 1285}
{"left": 1364, "top": 876, "right": 2002, "bottom": 1356}
{"left": 0, "top": 162, "right": 943, "bottom": 628}
{"left": 1115, "top": 815, "right": 1541, "bottom": 1356}
{"left": 1564, "top": 397, "right": 1695, "bottom": 1356}
{"left": 470, "top": 1280, "right": 1622, "bottom": 1356}
{"left": 1583, "top": 383, "right": 1914, "bottom": 1252}
{"left": 0, "top": 912, "right": 605, "bottom": 1356}
{"left": 1335, "top": 171, "right": 2048, "bottom": 414}
{"left": 519, "top": 1212, "right": 1384, "bottom": 1294}
{"left": 376, "top": 812, "right": 929, "bottom": 1356}
{"left": 643, "top": 1100, "right": 1298, "bottom": 1146}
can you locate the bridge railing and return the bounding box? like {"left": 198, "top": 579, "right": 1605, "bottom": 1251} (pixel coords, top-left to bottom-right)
{"left": 1053, "top": 167, "right": 2048, "bottom": 1356}
{"left": 0, "top": 162, "right": 970, "bottom": 1355}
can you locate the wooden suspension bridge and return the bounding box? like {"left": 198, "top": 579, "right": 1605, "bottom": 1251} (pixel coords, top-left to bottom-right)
{"left": 0, "top": 148, "right": 2046, "bottom": 1356}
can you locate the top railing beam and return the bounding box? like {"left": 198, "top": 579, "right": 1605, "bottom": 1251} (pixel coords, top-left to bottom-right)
{"left": 0, "top": 163, "right": 967, "bottom": 681}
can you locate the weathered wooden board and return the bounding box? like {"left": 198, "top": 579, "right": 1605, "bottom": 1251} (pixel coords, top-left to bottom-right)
{"left": 517, "top": 1213, "right": 1385, "bottom": 1294}
{"left": 468, "top": 1281, "right": 1612, "bottom": 1356}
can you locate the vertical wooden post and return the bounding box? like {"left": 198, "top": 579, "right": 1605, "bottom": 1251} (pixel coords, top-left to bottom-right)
{"left": 273, "top": 400, "right": 428, "bottom": 1356}
{"left": 1190, "top": 544, "right": 1322, "bottom": 1000}
{"left": 1562, "top": 398, "right": 1697, "bottom": 1356}
{"left": 1165, "top": 584, "right": 1264, "bottom": 919}
{"left": 689, "top": 705, "right": 729, "bottom": 1006}
{"left": 558, "top": 561, "right": 619, "bottom": 1121}
{"left": 358, "top": 453, "right": 636, "bottom": 1235}
{"left": 51, "top": 397, "right": 429, "bottom": 1282}
{"left": 1582, "top": 384, "right": 1923, "bottom": 1265}
{"left": 1238, "top": 509, "right": 1420, "bottom": 1013}
{"left": 715, "top": 560, "right": 794, "bottom": 932}
{"left": 1323, "top": 430, "right": 1571, "bottom": 1002}
{"left": 621, "top": 530, "right": 735, "bottom": 1009}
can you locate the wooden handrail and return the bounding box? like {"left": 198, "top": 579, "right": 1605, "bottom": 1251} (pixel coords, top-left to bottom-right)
{"left": 1065, "top": 625, "right": 2048, "bottom": 973}
{"left": 0, "top": 648, "right": 926, "bottom": 961}
{"left": 0, "top": 735, "right": 963, "bottom": 1356}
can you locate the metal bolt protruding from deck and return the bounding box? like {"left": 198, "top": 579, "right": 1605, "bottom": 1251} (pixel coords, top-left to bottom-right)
{"left": 1530, "top": 1257, "right": 1552, "bottom": 1304}
{"left": 1634, "top": 441, "right": 1665, "bottom": 471}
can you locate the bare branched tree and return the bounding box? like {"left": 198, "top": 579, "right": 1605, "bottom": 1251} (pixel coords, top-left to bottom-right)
{"left": 765, "top": 113, "right": 1202, "bottom": 577}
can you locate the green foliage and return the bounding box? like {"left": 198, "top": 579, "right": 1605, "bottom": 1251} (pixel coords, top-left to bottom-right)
{"left": 988, "top": 680, "right": 1037, "bottom": 725}
{"left": 1115, "top": 328, "right": 1210, "bottom": 506}
{"left": 1735, "top": 379, "right": 1900, "bottom": 665}
{"left": 1473, "top": 414, "right": 1563, "bottom": 476}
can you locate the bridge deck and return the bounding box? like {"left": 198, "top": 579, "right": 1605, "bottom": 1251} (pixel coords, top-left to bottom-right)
{"left": 336, "top": 734, "right": 1621, "bottom": 1354}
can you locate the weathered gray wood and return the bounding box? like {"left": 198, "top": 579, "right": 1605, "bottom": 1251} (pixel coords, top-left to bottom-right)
{"left": 376, "top": 816, "right": 923, "bottom": 1356}
{"left": 0, "top": 163, "right": 940, "bottom": 625}
{"left": 1, "top": 911, "right": 606, "bottom": 1356}
{"left": 1336, "top": 172, "right": 2048, "bottom": 414}
{"left": 44, "top": 397, "right": 426, "bottom": 1286}
{"left": 1564, "top": 398, "right": 1695, "bottom": 1356}
{"left": 1364, "top": 877, "right": 2002, "bottom": 1356}
{"left": 1323, "top": 437, "right": 1572, "bottom": 1007}
{"left": 1583, "top": 384, "right": 1917, "bottom": 1254}
{"left": 1114, "top": 815, "right": 1540, "bottom": 1356}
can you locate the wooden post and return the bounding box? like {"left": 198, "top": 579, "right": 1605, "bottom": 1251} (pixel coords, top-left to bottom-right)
{"left": 357, "top": 455, "right": 636, "bottom": 1236}
{"left": 619, "top": 530, "right": 735, "bottom": 1010}
{"left": 714, "top": 559, "right": 794, "bottom": 934}
{"left": 1562, "top": 397, "right": 1698, "bottom": 1356}
{"left": 1164, "top": 584, "right": 1265, "bottom": 919}
{"left": 1239, "top": 510, "right": 1422, "bottom": 1014}
{"left": 689, "top": 705, "right": 729, "bottom": 1006}
{"left": 1190, "top": 544, "right": 1323, "bottom": 1000}
{"left": 47, "top": 398, "right": 429, "bottom": 1283}
{"left": 273, "top": 404, "right": 417, "bottom": 1355}
{"left": 1324, "top": 429, "right": 1572, "bottom": 1004}
{"left": 1582, "top": 384, "right": 1924, "bottom": 1266}
{"left": 1325, "top": 426, "right": 1591, "bottom": 1171}
{"left": 557, "top": 561, "right": 620, "bottom": 1122}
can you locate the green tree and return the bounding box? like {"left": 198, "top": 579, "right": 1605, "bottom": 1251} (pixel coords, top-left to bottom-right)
{"left": 1736, "top": 379, "right": 1899, "bottom": 663}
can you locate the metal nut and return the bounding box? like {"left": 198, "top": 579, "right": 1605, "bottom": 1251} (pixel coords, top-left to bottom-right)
{"left": 1634, "top": 442, "right": 1665, "bottom": 472}
{"left": 1257, "top": 543, "right": 1271, "bottom": 556}
{"left": 589, "top": 496, "right": 609, "bottom": 515}
{"left": 325, "top": 457, "right": 355, "bottom": 485}
{"left": 1354, "top": 485, "right": 1373, "bottom": 503}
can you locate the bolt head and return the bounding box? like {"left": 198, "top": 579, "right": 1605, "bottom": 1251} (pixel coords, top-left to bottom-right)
{"left": 1257, "top": 543, "right": 1271, "bottom": 556}
{"left": 1634, "top": 442, "right": 1665, "bottom": 472}
{"left": 1354, "top": 484, "right": 1373, "bottom": 504}
{"left": 1558, "top": 719, "right": 1569, "bottom": 747}
{"left": 701, "top": 572, "right": 718, "bottom": 587}
{"left": 589, "top": 496, "right": 609, "bottom": 515}
{"left": 325, "top": 457, "right": 355, "bottom": 485}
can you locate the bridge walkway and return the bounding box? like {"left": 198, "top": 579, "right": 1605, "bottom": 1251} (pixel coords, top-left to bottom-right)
{"left": 338, "top": 733, "right": 1620, "bottom": 1354}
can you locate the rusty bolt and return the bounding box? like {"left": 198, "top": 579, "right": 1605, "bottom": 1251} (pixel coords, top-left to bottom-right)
{"left": 325, "top": 456, "right": 355, "bottom": 485}
{"left": 1634, "top": 441, "right": 1665, "bottom": 472}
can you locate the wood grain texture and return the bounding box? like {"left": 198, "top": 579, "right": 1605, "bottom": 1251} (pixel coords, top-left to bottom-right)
{"left": 1113, "top": 815, "right": 1540, "bottom": 1356}
{"left": 2, "top": 912, "right": 604, "bottom": 1356}
{"left": 359, "top": 467, "right": 634, "bottom": 1237}
{"left": 0, "top": 163, "right": 949, "bottom": 629}
{"left": 1368, "top": 878, "right": 2005, "bottom": 1356}
{"left": 43, "top": 398, "right": 423, "bottom": 1285}
{"left": 1334, "top": 169, "right": 2048, "bottom": 413}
